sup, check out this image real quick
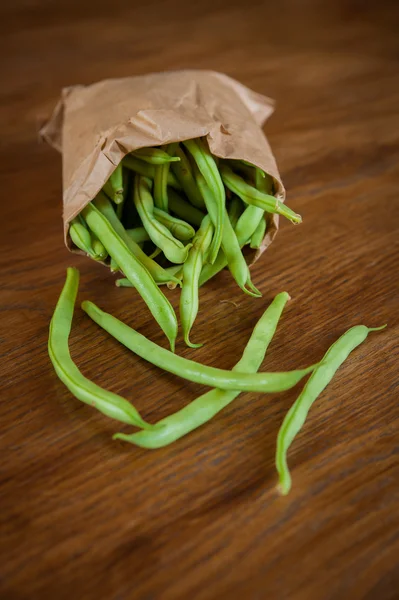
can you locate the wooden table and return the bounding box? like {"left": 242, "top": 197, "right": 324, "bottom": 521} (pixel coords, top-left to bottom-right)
{"left": 1, "top": 1, "right": 398, "bottom": 598}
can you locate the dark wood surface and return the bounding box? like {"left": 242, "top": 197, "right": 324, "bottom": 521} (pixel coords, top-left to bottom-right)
{"left": 1, "top": 1, "right": 399, "bottom": 598}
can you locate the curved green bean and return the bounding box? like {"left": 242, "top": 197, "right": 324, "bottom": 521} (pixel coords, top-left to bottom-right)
{"left": 123, "top": 155, "right": 181, "bottom": 189}
{"left": 200, "top": 175, "right": 271, "bottom": 286}
{"left": 184, "top": 138, "right": 225, "bottom": 264}
{"left": 220, "top": 165, "right": 301, "bottom": 224}
{"left": 82, "top": 204, "right": 178, "bottom": 351}
{"left": 168, "top": 189, "right": 205, "bottom": 227}
{"left": 116, "top": 291, "right": 290, "bottom": 448}
{"left": 180, "top": 215, "right": 214, "bottom": 348}
{"left": 93, "top": 192, "right": 181, "bottom": 285}
{"left": 220, "top": 208, "right": 261, "bottom": 297}
{"left": 48, "top": 268, "right": 151, "bottom": 429}
{"left": 170, "top": 145, "right": 206, "bottom": 209}
{"left": 153, "top": 207, "right": 195, "bottom": 241}
{"left": 197, "top": 186, "right": 260, "bottom": 296}
{"left": 134, "top": 175, "right": 191, "bottom": 264}
{"left": 132, "top": 148, "right": 180, "bottom": 165}
{"left": 276, "top": 324, "right": 387, "bottom": 495}
{"left": 82, "top": 300, "right": 317, "bottom": 392}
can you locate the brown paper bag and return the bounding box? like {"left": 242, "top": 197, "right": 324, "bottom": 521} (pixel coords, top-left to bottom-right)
{"left": 41, "top": 70, "right": 285, "bottom": 262}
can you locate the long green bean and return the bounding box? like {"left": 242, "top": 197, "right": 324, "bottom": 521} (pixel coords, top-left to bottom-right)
{"left": 180, "top": 215, "right": 214, "bottom": 348}
{"left": 82, "top": 300, "right": 317, "bottom": 392}
{"left": 220, "top": 165, "right": 301, "bottom": 224}
{"left": 134, "top": 175, "right": 191, "bottom": 264}
{"left": 200, "top": 179, "right": 270, "bottom": 286}
{"left": 116, "top": 292, "right": 290, "bottom": 448}
{"left": 184, "top": 138, "right": 225, "bottom": 263}
{"left": 276, "top": 324, "right": 387, "bottom": 495}
{"left": 48, "top": 268, "right": 151, "bottom": 429}
{"left": 93, "top": 192, "right": 181, "bottom": 285}
{"left": 82, "top": 204, "right": 178, "bottom": 350}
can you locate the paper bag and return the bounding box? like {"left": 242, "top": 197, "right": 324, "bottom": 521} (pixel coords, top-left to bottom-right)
{"left": 41, "top": 70, "right": 285, "bottom": 262}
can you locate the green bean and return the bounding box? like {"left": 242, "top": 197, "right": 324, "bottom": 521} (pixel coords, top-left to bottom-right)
{"left": 116, "top": 265, "right": 182, "bottom": 288}
{"left": 250, "top": 218, "right": 267, "bottom": 249}
{"left": 244, "top": 168, "right": 269, "bottom": 248}
{"left": 122, "top": 155, "right": 181, "bottom": 189}
{"left": 170, "top": 145, "right": 206, "bottom": 209}
{"left": 166, "top": 267, "right": 183, "bottom": 290}
{"left": 153, "top": 207, "right": 195, "bottom": 241}
{"left": 180, "top": 215, "right": 214, "bottom": 348}
{"left": 48, "top": 268, "right": 151, "bottom": 429}
{"left": 91, "top": 235, "right": 108, "bottom": 261}
{"left": 82, "top": 300, "right": 317, "bottom": 392}
{"left": 235, "top": 205, "right": 265, "bottom": 247}
{"left": 196, "top": 183, "right": 260, "bottom": 295}
{"left": 110, "top": 257, "right": 119, "bottom": 273}
{"left": 115, "top": 292, "right": 290, "bottom": 448}
{"left": 220, "top": 165, "right": 301, "bottom": 224}
{"left": 276, "top": 324, "right": 387, "bottom": 496}
{"left": 153, "top": 143, "right": 177, "bottom": 211}
{"left": 134, "top": 175, "right": 191, "bottom": 264}
{"left": 220, "top": 208, "right": 261, "bottom": 297}
{"left": 154, "top": 164, "right": 169, "bottom": 211}
{"left": 93, "top": 192, "right": 181, "bottom": 285}
{"left": 200, "top": 173, "right": 272, "bottom": 285}
{"left": 184, "top": 138, "right": 225, "bottom": 264}
{"left": 132, "top": 148, "right": 180, "bottom": 165}
{"left": 82, "top": 204, "right": 178, "bottom": 351}
{"left": 103, "top": 163, "right": 124, "bottom": 204}
{"left": 69, "top": 217, "right": 95, "bottom": 258}
{"left": 168, "top": 189, "right": 205, "bottom": 227}
{"left": 125, "top": 227, "right": 150, "bottom": 244}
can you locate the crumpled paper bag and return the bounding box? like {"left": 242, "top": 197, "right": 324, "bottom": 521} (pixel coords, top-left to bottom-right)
{"left": 41, "top": 69, "right": 285, "bottom": 261}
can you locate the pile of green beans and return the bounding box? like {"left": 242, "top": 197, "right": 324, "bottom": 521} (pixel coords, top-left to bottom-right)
{"left": 49, "top": 269, "right": 386, "bottom": 496}
{"left": 69, "top": 138, "right": 302, "bottom": 349}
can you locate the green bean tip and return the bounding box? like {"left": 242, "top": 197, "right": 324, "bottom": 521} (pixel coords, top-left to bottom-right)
{"left": 368, "top": 324, "right": 387, "bottom": 332}
{"left": 276, "top": 480, "right": 291, "bottom": 496}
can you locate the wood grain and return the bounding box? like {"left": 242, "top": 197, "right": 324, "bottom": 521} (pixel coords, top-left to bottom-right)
{"left": 1, "top": 1, "right": 399, "bottom": 598}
